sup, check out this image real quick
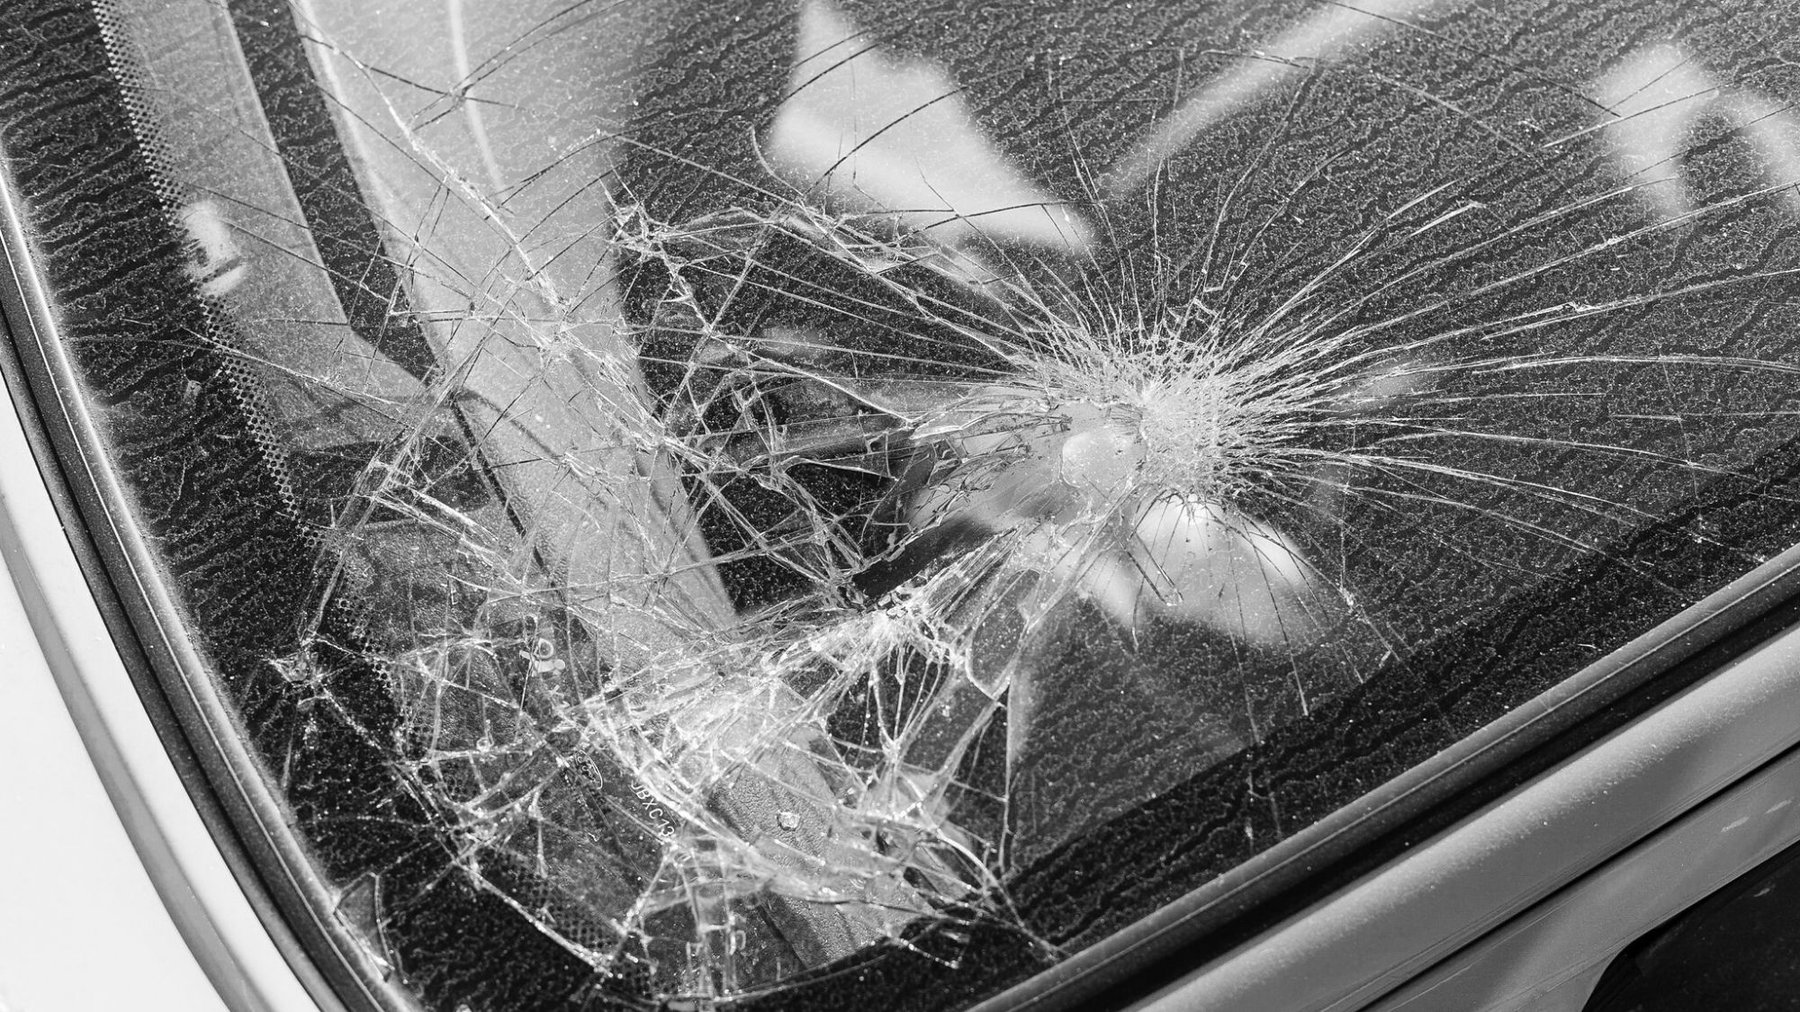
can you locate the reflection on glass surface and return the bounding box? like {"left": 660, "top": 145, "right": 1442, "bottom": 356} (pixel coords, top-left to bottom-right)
{"left": 20, "top": 0, "right": 1800, "bottom": 1007}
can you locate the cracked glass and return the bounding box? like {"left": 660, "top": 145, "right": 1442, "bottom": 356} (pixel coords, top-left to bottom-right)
{"left": 10, "top": 0, "right": 1800, "bottom": 1009}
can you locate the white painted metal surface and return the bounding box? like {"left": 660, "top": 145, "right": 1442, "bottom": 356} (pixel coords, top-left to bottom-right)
{"left": 1370, "top": 745, "right": 1800, "bottom": 1011}
{"left": 1128, "top": 616, "right": 1800, "bottom": 1012}
{"left": 0, "top": 361, "right": 316, "bottom": 1011}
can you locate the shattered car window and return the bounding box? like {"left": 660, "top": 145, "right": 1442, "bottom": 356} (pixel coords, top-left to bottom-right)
{"left": 8, "top": 0, "right": 1800, "bottom": 1008}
